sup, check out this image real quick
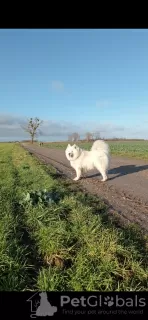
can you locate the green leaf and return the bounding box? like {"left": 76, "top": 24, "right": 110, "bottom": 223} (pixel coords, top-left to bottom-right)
{"left": 25, "top": 193, "right": 30, "bottom": 201}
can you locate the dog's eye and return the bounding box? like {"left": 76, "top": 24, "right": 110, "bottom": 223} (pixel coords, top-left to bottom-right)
{"left": 74, "top": 146, "right": 76, "bottom": 149}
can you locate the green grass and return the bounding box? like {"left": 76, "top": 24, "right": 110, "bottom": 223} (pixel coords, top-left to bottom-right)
{"left": 44, "top": 140, "right": 148, "bottom": 160}
{"left": 0, "top": 143, "right": 148, "bottom": 291}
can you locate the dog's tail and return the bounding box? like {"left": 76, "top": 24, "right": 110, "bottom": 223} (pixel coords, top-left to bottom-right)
{"left": 91, "top": 139, "right": 110, "bottom": 155}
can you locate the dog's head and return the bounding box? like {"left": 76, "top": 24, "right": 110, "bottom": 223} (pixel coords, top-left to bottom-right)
{"left": 65, "top": 143, "right": 81, "bottom": 161}
{"left": 39, "top": 292, "right": 47, "bottom": 298}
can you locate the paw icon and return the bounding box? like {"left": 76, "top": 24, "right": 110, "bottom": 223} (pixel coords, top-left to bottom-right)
{"left": 104, "top": 296, "right": 114, "bottom": 307}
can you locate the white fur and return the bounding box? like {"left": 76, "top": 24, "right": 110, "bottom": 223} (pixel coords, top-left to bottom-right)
{"left": 65, "top": 139, "right": 110, "bottom": 182}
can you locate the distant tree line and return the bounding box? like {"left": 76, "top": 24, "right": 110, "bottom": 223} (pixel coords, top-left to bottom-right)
{"left": 21, "top": 117, "right": 146, "bottom": 144}
{"left": 67, "top": 132, "right": 146, "bottom": 142}
{"left": 68, "top": 131, "right": 101, "bottom": 142}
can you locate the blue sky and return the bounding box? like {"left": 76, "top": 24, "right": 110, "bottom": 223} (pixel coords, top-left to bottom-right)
{"left": 0, "top": 28, "right": 148, "bottom": 141}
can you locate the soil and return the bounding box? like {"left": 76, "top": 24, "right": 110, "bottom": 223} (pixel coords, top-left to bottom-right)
{"left": 22, "top": 143, "right": 148, "bottom": 233}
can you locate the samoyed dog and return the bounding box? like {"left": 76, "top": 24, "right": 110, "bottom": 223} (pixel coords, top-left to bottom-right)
{"left": 65, "top": 139, "right": 110, "bottom": 182}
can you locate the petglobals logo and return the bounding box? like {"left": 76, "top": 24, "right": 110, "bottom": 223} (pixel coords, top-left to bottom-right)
{"left": 60, "top": 294, "right": 146, "bottom": 309}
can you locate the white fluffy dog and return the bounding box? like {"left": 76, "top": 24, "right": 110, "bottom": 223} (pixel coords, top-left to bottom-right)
{"left": 65, "top": 139, "right": 110, "bottom": 182}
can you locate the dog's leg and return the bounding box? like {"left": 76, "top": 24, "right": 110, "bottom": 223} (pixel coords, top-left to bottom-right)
{"left": 99, "top": 169, "right": 108, "bottom": 182}
{"left": 101, "top": 174, "right": 108, "bottom": 182}
{"left": 73, "top": 168, "right": 81, "bottom": 181}
{"left": 95, "top": 164, "right": 108, "bottom": 182}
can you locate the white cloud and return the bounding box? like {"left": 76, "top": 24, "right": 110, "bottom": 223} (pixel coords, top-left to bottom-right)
{"left": 96, "top": 100, "right": 110, "bottom": 108}
{"left": 51, "top": 80, "right": 65, "bottom": 93}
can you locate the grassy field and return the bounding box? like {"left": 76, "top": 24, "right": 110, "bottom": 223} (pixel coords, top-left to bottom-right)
{"left": 44, "top": 140, "right": 148, "bottom": 160}
{"left": 0, "top": 143, "right": 148, "bottom": 291}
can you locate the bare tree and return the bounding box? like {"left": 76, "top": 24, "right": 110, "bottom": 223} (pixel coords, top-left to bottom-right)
{"left": 93, "top": 131, "right": 101, "bottom": 140}
{"left": 22, "top": 117, "right": 43, "bottom": 144}
{"left": 85, "top": 132, "right": 93, "bottom": 141}
{"left": 68, "top": 132, "right": 80, "bottom": 142}
{"left": 68, "top": 134, "right": 72, "bottom": 141}
{"left": 71, "top": 132, "right": 80, "bottom": 142}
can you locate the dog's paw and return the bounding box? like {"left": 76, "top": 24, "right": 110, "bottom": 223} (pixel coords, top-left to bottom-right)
{"left": 101, "top": 177, "right": 108, "bottom": 182}
{"left": 73, "top": 177, "right": 79, "bottom": 181}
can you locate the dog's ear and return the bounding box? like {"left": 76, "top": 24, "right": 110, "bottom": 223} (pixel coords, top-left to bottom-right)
{"left": 67, "top": 144, "right": 71, "bottom": 147}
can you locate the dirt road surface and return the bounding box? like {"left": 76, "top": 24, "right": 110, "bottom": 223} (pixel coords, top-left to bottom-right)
{"left": 22, "top": 144, "right": 148, "bottom": 232}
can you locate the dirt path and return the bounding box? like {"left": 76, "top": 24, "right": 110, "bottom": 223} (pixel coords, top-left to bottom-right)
{"left": 22, "top": 143, "right": 148, "bottom": 232}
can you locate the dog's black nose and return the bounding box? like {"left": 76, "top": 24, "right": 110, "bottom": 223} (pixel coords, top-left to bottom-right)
{"left": 69, "top": 153, "right": 73, "bottom": 157}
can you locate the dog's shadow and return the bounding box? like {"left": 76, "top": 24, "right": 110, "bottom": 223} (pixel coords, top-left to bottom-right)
{"left": 87, "top": 164, "right": 148, "bottom": 181}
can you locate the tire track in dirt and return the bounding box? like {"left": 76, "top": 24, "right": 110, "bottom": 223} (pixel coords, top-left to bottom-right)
{"left": 22, "top": 143, "right": 148, "bottom": 233}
